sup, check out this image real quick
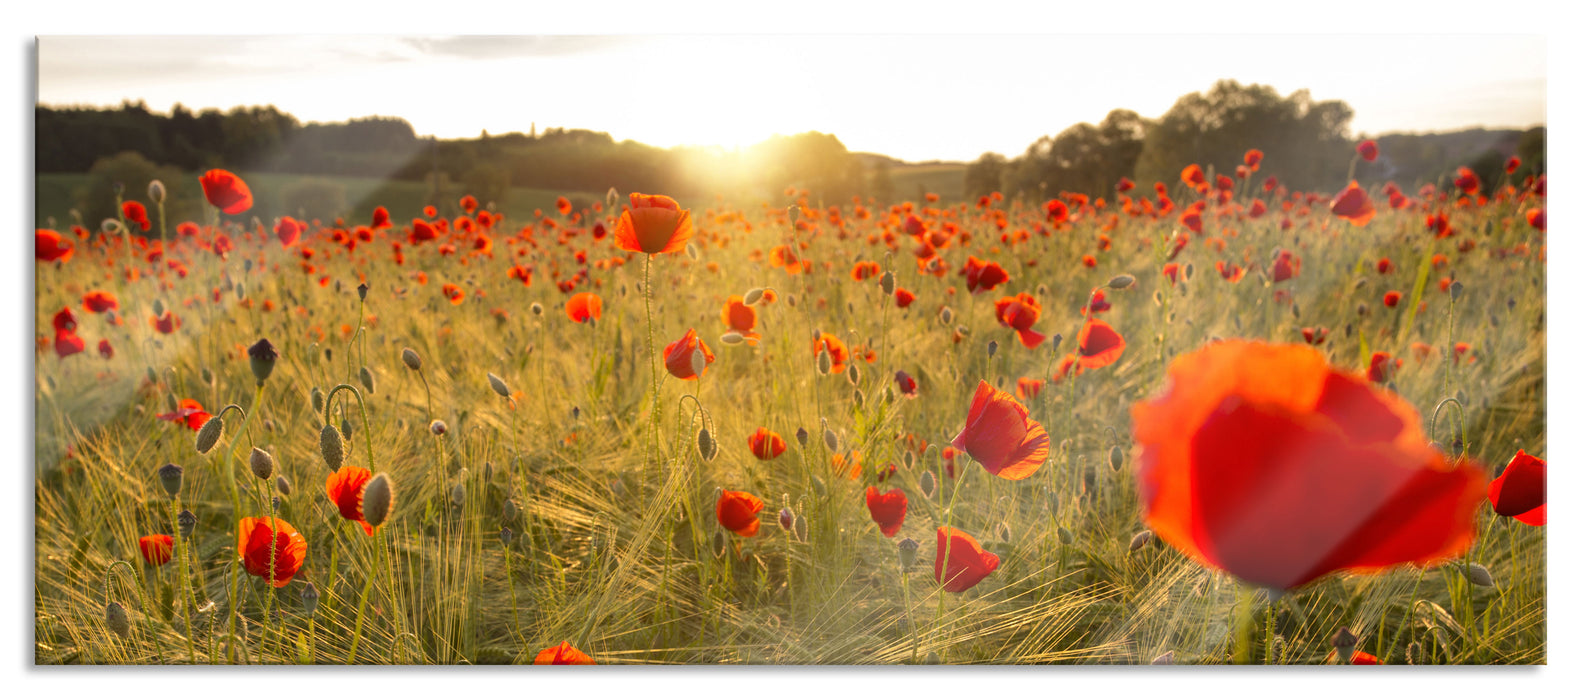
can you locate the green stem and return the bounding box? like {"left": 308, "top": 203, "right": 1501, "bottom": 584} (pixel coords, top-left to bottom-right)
{"left": 345, "top": 529, "right": 384, "bottom": 663}
{"left": 167, "top": 499, "right": 197, "bottom": 663}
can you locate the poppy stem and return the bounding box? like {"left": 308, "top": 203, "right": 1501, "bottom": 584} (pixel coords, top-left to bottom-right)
{"left": 345, "top": 529, "right": 384, "bottom": 664}
{"left": 644, "top": 254, "right": 662, "bottom": 473}
{"left": 166, "top": 498, "right": 197, "bottom": 664}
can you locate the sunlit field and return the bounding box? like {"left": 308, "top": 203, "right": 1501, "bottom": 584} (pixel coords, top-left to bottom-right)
{"left": 33, "top": 147, "right": 1546, "bottom": 665}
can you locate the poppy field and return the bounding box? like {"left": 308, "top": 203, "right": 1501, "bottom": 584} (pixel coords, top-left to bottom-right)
{"left": 32, "top": 144, "right": 1547, "bottom": 665}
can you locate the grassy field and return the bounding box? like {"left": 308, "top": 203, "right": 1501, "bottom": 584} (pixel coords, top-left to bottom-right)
{"left": 32, "top": 160, "right": 1545, "bottom": 666}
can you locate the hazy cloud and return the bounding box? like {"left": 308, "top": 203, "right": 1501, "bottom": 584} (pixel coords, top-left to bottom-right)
{"left": 399, "top": 35, "right": 637, "bottom": 60}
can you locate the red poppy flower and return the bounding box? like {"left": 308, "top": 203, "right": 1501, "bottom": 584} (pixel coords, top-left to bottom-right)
{"left": 535, "top": 641, "right": 594, "bottom": 665}
{"left": 82, "top": 290, "right": 119, "bottom": 313}
{"left": 1132, "top": 340, "right": 1487, "bottom": 591}
{"left": 1453, "top": 167, "right": 1481, "bottom": 195}
{"left": 1083, "top": 289, "right": 1111, "bottom": 315}
{"left": 1382, "top": 290, "right": 1402, "bottom": 308}
{"left": 721, "top": 295, "right": 760, "bottom": 345}
{"left": 1077, "top": 317, "right": 1125, "bottom": 369}
{"left": 1302, "top": 327, "right": 1329, "bottom": 345}
{"left": 663, "top": 328, "right": 715, "bottom": 380}
{"left": 895, "top": 288, "right": 916, "bottom": 308}
{"left": 275, "top": 217, "right": 303, "bottom": 248}
{"left": 934, "top": 526, "right": 999, "bottom": 592}
{"left": 851, "top": 260, "right": 882, "bottom": 281}
{"left": 371, "top": 206, "right": 391, "bottom": 229}
{"left": 325, "top": 464, "right": 376, "bottom": 535}
{"left": 1489, "top": 450, "right": 1545, "bottom": 526}
{"left": 1330, "top": 181, "right": 1375, "bottom": 226}
{"left": 614, "top": 193, "right": 694, "bottom": 255}
{"left": 1367, "top": 352, "right": 1401, "bottom": 383}
{"left": 813, "top": 333, "right": 850, "bottom": 375}
{"left": 52, "top": 307, "right": 78, "bottom": 332}
{"left": 993, "top": 293, "right": 1047, "bottom": 348}
{"left": 36, "top": 229, "right": 75, "bottom": 263}
{"left": 1244, "top": 149, "right": 1264, "bottom": 171}
{"left": 54, "top": 331, "right": 85, "bottom": 359}
{"left": 717, "top": 490, "right": 764, "bottom": 537}
{"left": 960, "top": 256, "right": 1009, "bottom": 294}
{"left": 1270, "top": 251, "right": 1299, "bottom": 283}
{"left": 1116, "top": 177, "right": 1135, "bottom": 192}
{"left": 234, "top": 517, "right": 307, "bottom": 589}
{"left": 1356, "top": 140, "right": 1378, "bottom": 162}
{"left": 157, "top": 398, "right": 212, "bottom": 431}
{"left": 951, "top": 380, "right": 1049, "bottom": 480}
{"left": 565, "top": 293, "right": 603, "bottom": 323}
{"left": 122, "top": 201, "right": 151, "bottom": 231}
{"left": 1044, "top": 199, "right": 1069, "bottom": 224}
{"left": 97, "top": 338, "right": 114, "bottom": 359}
{"left": 865, "top": 487, "right": 908, "bottom": 538}
{"left": 440, "top": 283, "right": 465, "bottom": 306}
{"left": 1326, "top": 649, "right": 1380, "bottom": 665}
{"left": 1180, "top": 164, "right": 1206, "bottom": 188}
{"left": 1527, "top": 208, "right": 1545, "bottom": 232}
{"left": 894, "top": 370, "right": 918, "bottom": 398}
{"left": 151, "top": 311, "right": 181, "bottom": 334}
{"left": 748, "top": 427, "right": 787, "bottom": 460}
{"left": 1162, "top": 263, "right": 1181, "bottom": 286}
{"left": 199, "top": 169, "right": 253, "bottom": 215}
{"left": 139, "top": 534, "right": 174, "bottom": 566}
{"left": 1180, "top": 210, "right": 1203, "bottom": 234}
{"left": 1015, "top": 377, "right": 1044, "bottom": 401}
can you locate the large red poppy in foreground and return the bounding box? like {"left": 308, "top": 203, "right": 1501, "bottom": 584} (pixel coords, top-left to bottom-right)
{"left": 614, "top": 193, "right": 694, "bottom": 255}
{"left": 237, "top": 517, "right": 307, "bottom": 588}
{"left": 934, "top": 526, "right": 998, "bottom": 592}
{"left": 1131, "top": 340, "right": 1487, "bottom": 591}
{"left": 1489, "top": 450, "right": 1545, "bottom": 526}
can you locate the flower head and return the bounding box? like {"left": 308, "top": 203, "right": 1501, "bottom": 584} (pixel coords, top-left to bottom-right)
{"left": 951, "top": 380, "right": 1049, "bottom": 480}
{"left": 614, "top": 193, "right": 694, "bottom": 255}
{"left": 199, "top": 169, "right": 254, "bottom": 215}
{"left": 934, "top": 526, "right": 999, "bottom": 592}
{"left": 237, "top": 517, "right": 307, "bottom": 587}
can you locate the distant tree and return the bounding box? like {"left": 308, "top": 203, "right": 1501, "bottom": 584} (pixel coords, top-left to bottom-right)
{"left": 963, "top": 152, "right": 1006, "bottom": 199}
{"left": 79, "top": 151, "right": 195, "bottom": 237}
{"left": 463, "top": 163, "right": 512, "bottom": 210}
{"left": 1134, "top": 81, "right": 1352, "bottom": 192}
{"left": 1001, "top": 109, "right": 1148, "bottom": 199}
{"left": 1516, "top": 127, "right": 1545, "bottom": 177}
{"left": 870, "top": 160, "right": 896, "bottom": 204}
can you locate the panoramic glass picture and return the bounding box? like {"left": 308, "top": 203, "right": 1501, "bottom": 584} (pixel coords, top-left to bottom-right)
{"left": 32, "top": 34, "right": 1546, "bottom": 665}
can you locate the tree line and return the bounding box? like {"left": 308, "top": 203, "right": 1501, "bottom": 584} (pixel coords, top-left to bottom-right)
{"left": 37, "top": 81, "right": 1544, "bottom": 219}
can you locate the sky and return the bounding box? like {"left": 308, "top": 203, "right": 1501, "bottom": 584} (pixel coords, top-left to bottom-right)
{"left": 35, "top": 33, "right": 1546, "bottom": 163}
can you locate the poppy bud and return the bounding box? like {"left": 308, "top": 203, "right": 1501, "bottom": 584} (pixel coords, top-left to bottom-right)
{"left": 311, "top": 387, "right": 325, "bottom": 415}
{"left": 720, "top": 331, "right": 744, "bottom": 346}
{"left": 1057, "top": 526, "right": 1074, "bottom": 544}
{"left": 685, "top": 242, "right": 700, "bottom": 261}
{"left": 355, "top": 281, "right": 369, "bottom": 301}
{"left": 1357, "top": 303, "right": 1369, "bottom": 317}
{"left": 201, "top": 367, "right": 214, "bottom": 386}
{"left": 1292, "top": 302, "right": 1301, "bottom": 319}
{"left": 690, "top": 349, "right": 706, "bottom": 378}
{"left": 148, "top": 180, "right": 166, "bottom": 204}
{"left": 823, "top": 427, "right": 838, "bottom": 453}
{"left": 499, "top": 526, "right": 515, "bottom": 547}
{"left": 362, "top": 473, "right": 394, "bottom": 528}
{"left": 319, "top": 424, "right": 344, "bottom": 471}
{"left": 743, "top": 288, "right": 765, "bottom": 305}
{"left": 898, "top": 537, "right": 919, "bottom": 569}
{"left": 195, "top": 416, "right": 225, "bottom": 454}
{"left": 101, "top": 218, "right": 122, "bottom": 235}
{"left": 483, "top": 461, "right": 494, "bottom": 483}
{"left": 1108, "top": 445, "right": 1124, "bottom": 471}
{"left": 571, "top": 405, "right": 582, "bottom": 421}
{"left": 787, "top": 205, "right": 800, "bottom": 223}
{"left": 846, "top": 364, "right": 860, "bottom": 385}
{"left": 816, "top": 349, "right": 832, "bottom": 375}
{"left": 879, "top": 271, "right": 895, "bottom": 296}
{"left": 1331, "top": 627, "right": 1358, "bottom": 664}
{"left": 902, "top": 451, "right": 915, "bottom": 470}
{"left": 502, "top": 499, "right": 520, "bottom": 524}
{"left": 248, "top": 447, "right": 274, "bottom": 480}
{"left": 430, "top": 419, "right": 448, "bottom": 436}
{"left": 359, "top": 366, "right": 375, "bottom": 394}
{"left": 157, "top": 463, "right": 183, "bottom": 498}
{"left": 793, "top": 513, "right": 809, "bottom": 543}
{"left": 1153, "top": 290, "right": 1164, "bottom": 307}
{"left": 986, "top": 339, "right": 998, "bottom": 360}
{"left": 1130, "top": 530, "right": 1154, "bottom": 552}
{"left": 795, "top": 427, "right": 808, "bottom": 447}
{"left": 146, "top": 366, "right": 158, "bottom": 384}
{"left": 300, "top": 581, "right": 320, "bottom": 617}
{"left": 106, "top": 601, "right": 130, "bottom": 639}
{"left": 178, "top": 509, "right": 196, "bottom": 539}
{"left": 401, "top": 347, "right": 422, "bottom": 371}
{"left": 325, "top": 348, "right": 334, "bottom": 364}
{"left": 778, "top": 507, "right": 794, "bottom": 532}
{"left": 152, "top": 298, "right": 166, "bottom": 317}
{"left": 712, "top": 529, "right": 727, "bottom": 558}
{"left": 920, "top": 469, "right": 937, "bottom": 499}
{"left": 247, "top": 338, "right": 278, "bottom": 385}
{"left": 853, "top": 388, "right": 865, "bottom": 407}
{"left": 235, "top": 283, "right": 246, "bottom": 301}
{"left": 341, "top": 418, "right": 354, "bottom": 441}
{"left": 1049, "top": 333, "right": 1063, "bottom": 355}
{"left": 165, "top": 392, "right": 179, "bottom": 414}
{"left": 1463, "top": 563, "right": 1495, "bottom": 587}
{"left": 939, "top": 307, "right": 954, "bottom": 326}
{"left": 1450, "top": 280, "right": 1464, "bottom": 302}
{"left": 1150, "top": 651, "right": 1174, "bottom": 665}
{"left": 488, "top": 372, "right": 510, "bottom": 398}
{"left": 451, "top": 483, "right": 466, "bottom": 508}
{"left": 697, "top": 427, "right": 718, "bottom": 462}
{"left": 1107, "top": 274, "right": 1135, "bottom": 289}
